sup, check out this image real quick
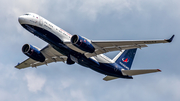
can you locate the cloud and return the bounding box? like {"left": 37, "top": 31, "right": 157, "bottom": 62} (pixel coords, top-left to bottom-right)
{"left": 0, "top": 0, "right": 179, "bottom": 101}
{"left": 157, "top": 76, "right": 180, "bottom": 101}
{"left": 24, "top": 71, "right": 46, "bottom": 92}
{"left": 70, "top": 89, "right": 87, "bottom": 101}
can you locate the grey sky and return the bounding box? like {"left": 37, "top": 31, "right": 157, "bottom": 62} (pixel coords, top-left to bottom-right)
{"left": 0, "top": 0, "right": 179, "bottom": 101}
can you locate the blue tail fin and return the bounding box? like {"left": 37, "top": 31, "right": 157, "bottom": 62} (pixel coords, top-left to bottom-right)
{"left": 113, "top": 49, "right": 137, "bottom": 70}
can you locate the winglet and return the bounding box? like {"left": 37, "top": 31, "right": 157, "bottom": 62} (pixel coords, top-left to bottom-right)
{"left": 166, "top": 35, "right": 175, "bottom": 42}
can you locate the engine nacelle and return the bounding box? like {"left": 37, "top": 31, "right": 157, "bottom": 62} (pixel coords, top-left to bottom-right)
{"left": 22, "top": 44, "right": 45, "bottom": 62}
{"left": 71, "top": 35, "right": 95, "bottom": 53}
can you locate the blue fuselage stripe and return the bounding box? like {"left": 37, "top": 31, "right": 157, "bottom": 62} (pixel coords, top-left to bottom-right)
{"left": 22, "top": 24, "right": 132, "bottom": 79}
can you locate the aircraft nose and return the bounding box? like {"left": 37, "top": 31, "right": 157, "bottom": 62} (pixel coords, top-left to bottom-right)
{"left": 18, "top": 16, "right": 25, "bottom": 24}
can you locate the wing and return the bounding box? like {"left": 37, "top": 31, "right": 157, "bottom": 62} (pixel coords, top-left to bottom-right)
{"left": 65, "top": 35, "right": 174, "bottom": 58}
{"left": 15, "top": 44, "right": 67, "bottom": 69}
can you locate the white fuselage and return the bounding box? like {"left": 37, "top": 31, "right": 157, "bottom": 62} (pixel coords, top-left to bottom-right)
{"left": 19, "top": 13, "right": 72, "bottom": 42}
{"left": 18, "top": 13, "right": 114, "bottom": 64}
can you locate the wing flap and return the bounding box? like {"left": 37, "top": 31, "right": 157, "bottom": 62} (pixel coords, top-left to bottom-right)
{"left": 121, "top": 69, "right": 161, "bottom": 76}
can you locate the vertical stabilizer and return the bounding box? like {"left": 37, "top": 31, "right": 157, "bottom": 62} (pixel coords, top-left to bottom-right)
{"left": 113, "top": 49, "right": 137, "bottom": 70}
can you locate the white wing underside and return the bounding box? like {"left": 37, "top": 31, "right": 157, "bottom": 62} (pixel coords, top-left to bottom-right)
{"left": 15, "top": 45, "right": 67, "bottom": 69}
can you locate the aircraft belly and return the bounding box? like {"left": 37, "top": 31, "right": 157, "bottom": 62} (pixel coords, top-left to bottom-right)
{"left": 98, "top": 63, "right": 122, "bottom": 76}
{"left": 75, "top": 55, "right": 100, "bottom": 68}
{"left": 89, "top": 63, "right": 132, "bottom": 78}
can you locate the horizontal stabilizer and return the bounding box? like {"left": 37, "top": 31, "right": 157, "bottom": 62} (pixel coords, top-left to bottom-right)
{"left": 122, "top": 69, "right": 161, "bottom": 76}
{"left": 103, "top": 76, "right": 119, "bottom": 81}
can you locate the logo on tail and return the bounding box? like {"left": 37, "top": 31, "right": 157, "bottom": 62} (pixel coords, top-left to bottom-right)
{"left": 122, "top": 58, "right": 129, "bottom": 63}
{"left": 114, "top": 49, "right": 137, "bottom": 70}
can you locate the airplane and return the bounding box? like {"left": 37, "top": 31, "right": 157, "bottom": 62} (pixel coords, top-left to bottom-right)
{"left": 15, "top": 13, "right": 174, "bottom": 81}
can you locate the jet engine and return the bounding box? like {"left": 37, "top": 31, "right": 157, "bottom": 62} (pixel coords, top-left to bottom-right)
{"left": 22, "top": 44, "right": 45, "bottom": 62}
{"left": 71, "top": 35, "right": 95, "bottom": 53}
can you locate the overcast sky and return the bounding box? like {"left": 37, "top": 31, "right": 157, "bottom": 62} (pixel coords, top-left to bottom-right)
{"left": 0, "top": 0, "right": 179, "bottom": 101}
